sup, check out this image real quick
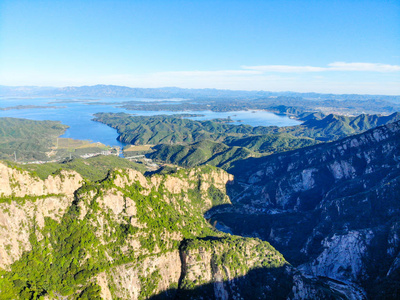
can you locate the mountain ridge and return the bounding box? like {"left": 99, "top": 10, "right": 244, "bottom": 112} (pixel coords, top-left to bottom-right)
{"left": 212, "top": 120, "right": 400, "bottom": 298}
{"left": 0, "top": 161, "right": 350, "bottom": 299}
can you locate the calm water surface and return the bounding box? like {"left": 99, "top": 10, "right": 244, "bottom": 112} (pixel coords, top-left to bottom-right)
{"left": 0, "top": 97, "right": 300, "bottom": 147}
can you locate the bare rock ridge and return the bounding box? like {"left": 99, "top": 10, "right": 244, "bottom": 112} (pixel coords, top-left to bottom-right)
{"left": 217, "top": 120, "right": 400, "bottom": 298}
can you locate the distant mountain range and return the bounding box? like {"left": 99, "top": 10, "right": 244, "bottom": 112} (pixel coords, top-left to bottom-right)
{"left": 1, "top": 84, "right": 400, "bottom": 101}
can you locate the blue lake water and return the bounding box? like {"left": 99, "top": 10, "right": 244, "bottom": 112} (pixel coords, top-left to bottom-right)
{"left": 0, "top": 97, "right": 301, "bottom": 147}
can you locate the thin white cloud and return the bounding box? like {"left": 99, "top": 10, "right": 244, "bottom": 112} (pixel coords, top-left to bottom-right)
{"left": 328, "top": 62, "right": 400, "bottom": 72}
{"left": 155, "top": 70, "right": 262, "bottom": 76}
{"left": 243, "top": 62, "right": 400, "bottom": 73}
{"left": 241, "top": 65, "right": 326, "bottom": 72}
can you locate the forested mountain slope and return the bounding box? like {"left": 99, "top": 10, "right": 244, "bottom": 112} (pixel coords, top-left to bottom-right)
{"left": 212, "top": 120, "right": 400, "bottom": 298}
{"left": 95, "top": 112, "right": 400, "bottom": 146}
{"left": 0, "top": 161, "right": 348, "bottom": 299}
{"left": 0, "top": 118, "right": 68, "bottom": 161}
{"left": 95, "top": 112, "right": 400, "bottom": 173}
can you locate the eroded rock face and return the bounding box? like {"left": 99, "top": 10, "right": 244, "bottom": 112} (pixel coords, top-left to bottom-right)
{"left": 220, "top": 121, "right": 400, "bottom": 298}
{"left": 107, "top": 251, "right": 181, "bottom": 299}
{"left": 113, "top": 168, "right": 149, "bottom": 190}
{"left": 0, "top": 164, "right": 82, "bottom": 269}
{"left": 176, "top": 238, "right": 292, "bottom": 299}
{"left": 151, "top": 167, "right": 233, "bottom": 197}
{"left": 0, "top": 163, "right": 82, "bottom": 197}
{"left": 150, "top": 167, "right": 233, "bottom": 211}
{"left": 0, "top": 201, "right": 33, "bottom": 269}
{"left": 290, "top": 273, "right": 366, "bottom": 300}
{"left": 96, "top": 272, "right": 113, "bottom": 300}
{"left": 161, "top": 176, "right": 190, "bottom": 194}
{"left": 299, "top": 230, "right": 374, "bottom": 282}
{"left": 98, "top": 189, "right": 133, "bottom": 216}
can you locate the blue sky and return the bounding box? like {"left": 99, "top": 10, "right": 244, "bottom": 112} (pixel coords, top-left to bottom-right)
{"left": 0, "top": 0, "right": 399, "bottom": 94}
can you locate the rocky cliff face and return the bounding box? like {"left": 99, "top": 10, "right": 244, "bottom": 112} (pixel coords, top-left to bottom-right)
{"left": 217, "top": 121, "right": 400, "bottom": 298}
{"left": 234, "top": 120, "right": 400, "bottom": 210}
{"left": 0, "top": 163, "right": 83, "bottom": 198}
{"left": 0, "top": 164, "right": 83, "bottom": 269}
{"left": 0, "top": 163, "right": 339, "bottom": 299}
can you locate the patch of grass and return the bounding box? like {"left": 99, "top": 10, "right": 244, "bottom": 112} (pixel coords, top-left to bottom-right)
{"left": 5, "top": 155, "right": 146, "bottom": 182}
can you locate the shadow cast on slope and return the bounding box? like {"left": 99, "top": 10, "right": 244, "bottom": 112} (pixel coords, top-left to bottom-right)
{"left": 149, "top": 266, "right": 295, "bottom": 300}
{"left": 148, "top": 265, "right": 360, "bottom": 300}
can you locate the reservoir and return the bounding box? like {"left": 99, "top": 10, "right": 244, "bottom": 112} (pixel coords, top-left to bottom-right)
{"left": 0, "top": 97, "right": 301, "bottom": 147}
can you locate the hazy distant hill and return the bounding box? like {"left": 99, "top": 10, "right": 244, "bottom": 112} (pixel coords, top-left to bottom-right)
{"left": 1, "top": 84, "right": 400, "bottom": 102}
{"left": 0, "top": 85, "right": 273, "bottom": 99}
{"left": 2, "top": 84, "right": 400, "bottom": 116}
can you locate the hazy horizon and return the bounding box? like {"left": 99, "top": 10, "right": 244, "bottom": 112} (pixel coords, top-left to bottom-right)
{"left": 2, "top": 83, "right": 400, "bottom": 97}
